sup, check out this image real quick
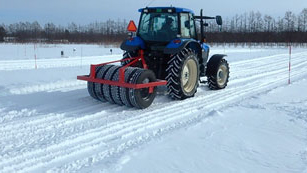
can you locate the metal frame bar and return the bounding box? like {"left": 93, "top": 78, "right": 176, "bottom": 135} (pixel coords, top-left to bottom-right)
{"left": 77, "top": 50, "right": 167, "bottom": 92}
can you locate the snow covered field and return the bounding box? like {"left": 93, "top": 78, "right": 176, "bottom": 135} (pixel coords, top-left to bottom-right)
{"left": 0, "top": 43, "right": 307, "bottom": 172}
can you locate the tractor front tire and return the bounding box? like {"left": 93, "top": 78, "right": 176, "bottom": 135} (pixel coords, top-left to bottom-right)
{"left": 166, "top": 48, "right": 199, "bottom": 100}
{"left": 207, "top": 58, "right": 229, "bottom": 90}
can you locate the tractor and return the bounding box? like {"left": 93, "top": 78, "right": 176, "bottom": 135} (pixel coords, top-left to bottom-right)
{"left": 77, "top": 7, "right": 230, "bottom": 109}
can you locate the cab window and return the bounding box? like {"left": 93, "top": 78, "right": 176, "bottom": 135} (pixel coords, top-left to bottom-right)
{"left": 180, "top": 13, "right": 190, "bottom": 38}
{"left": 138, "top": 13, "right": 178, "bottom": 42}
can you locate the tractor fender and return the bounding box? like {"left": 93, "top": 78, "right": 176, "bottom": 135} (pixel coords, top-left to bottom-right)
{"left": 206, "top": 54, "right": 227, "bottom": 76}
{"left": 164, "top": 39, "right": 202, "bottom": 56}
{"left": 120, "top": 36, "right": 145, "bottom": 51}
{"left": 201, "top": 43, "right": 210, "bottom": 52}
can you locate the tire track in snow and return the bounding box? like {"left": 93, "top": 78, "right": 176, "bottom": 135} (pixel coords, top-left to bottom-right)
{"left": 0, "top": 52, "right": 306, "bottom": 146}
{"left": 1, "top": 51, "right": 298, "bottom": 135}
{"left": 48, "top": 54, "right": 307, "bottom": 172}
{"left": 0, "top": 51, "right": 297, "bottom": 125}
{"left": 1, "top": 52, "right": 307, "bottom": 172}
{"left": 8, "top": 80, "right": 86, "bottom": 95}
{"left": 1, "top": 52, "right": 306, "bottom": 161}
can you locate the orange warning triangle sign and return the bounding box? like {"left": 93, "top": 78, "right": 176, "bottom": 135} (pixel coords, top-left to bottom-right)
{"left": 127, "top": 20, "right": 137, "bottom": 32}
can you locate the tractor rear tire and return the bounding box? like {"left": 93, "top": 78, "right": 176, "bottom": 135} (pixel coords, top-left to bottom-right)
{"left": 102, "top": 66, "right": 121, "bottom": 104}
{"left": 207, "top": 58, "right": 229, "bottom": 90}
{"left": 121, "top": 51, "right": 137, "bottom": 66}
{"left": 121, "top": 51, "right": 142, "bottom": 67}
{"left": 128, "top": 69, "right": 157, "bottom": 109}
{"left": 87, "top": 66, "right": 103, "bottom": 100}
{"left": 120, "top": 67, "right": 139, "bottom": 107}
{"left": 94, "top": 65, "right": 113, "bottom": 102}
{"left": 166, "top": 48, "right": 199, "bottom": 100}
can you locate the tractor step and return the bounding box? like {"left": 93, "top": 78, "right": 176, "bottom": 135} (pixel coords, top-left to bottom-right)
{"left": 199, "top": 80, "right": 207, "bottom": 84}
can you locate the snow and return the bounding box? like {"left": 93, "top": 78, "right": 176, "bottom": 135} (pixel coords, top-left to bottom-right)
{"left": 0, "top": 43, "right": 306, "bottom": 172}
{"left": 0, "top": 43, "right": 122, "bottom": 60}
{"left": 118, "top": 79, "right": 307, "bottom": 173}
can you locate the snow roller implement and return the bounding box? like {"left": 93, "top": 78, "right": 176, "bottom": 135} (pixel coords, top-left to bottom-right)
{"left": 77, "top": 7, "right": 230, "bottom": 109}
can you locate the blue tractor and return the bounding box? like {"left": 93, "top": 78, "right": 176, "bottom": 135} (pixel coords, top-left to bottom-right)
{"left": 79, "top": 7, "right": 229, "bottom": 109}
{"left": 121, "top": 7, "right": 229, "bottom": 97}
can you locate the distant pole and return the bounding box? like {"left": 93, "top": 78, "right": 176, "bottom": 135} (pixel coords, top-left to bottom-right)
{"left": 34, "top": 44, "right": 37, "bottom": 69}
{"left": 288, "top": 43, "right": 291, "bottom": 84}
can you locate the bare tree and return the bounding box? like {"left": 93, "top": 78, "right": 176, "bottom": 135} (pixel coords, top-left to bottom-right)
{"left": 300, "top": 8, "right": 307, "bottom": 31}
{"left": 31, "top": 21, "right": 42, "bottom": 39}
{"left": 240, "top": 13, "right": 248, "bottom": 32}
{"left": 255, "top": 11, "right": 263, "bottom": 31}
{"left": 68, "top": 22, "right": 78, "bottom": 33}
{"left": 0, "top": 26, "right": 5, "bottom": 41}
{"left": 276, "top": 17, "right": 284, "bottom": 32}
{"left": 284, "top": 11, "right": 296, "bottom": 31}
{"left": 44, "top": 23, "right": 56, "bottom": 40}
{"left": 264, "top": 15, "right": 275, "bottom": 32}
{"left": 248, "top": 11, "right": 256, "bottom": 32}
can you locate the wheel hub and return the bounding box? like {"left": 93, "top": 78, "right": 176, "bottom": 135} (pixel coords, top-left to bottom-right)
{"left": 140, "top": 78, "right": 151, "bottom": 101}
{"left": 182, "top": 65, "right": 190, "bottom": 86}
{"left": 217, "top": 65, "right": 228, "bottom": 86}
{"left": 181, "top": 58, "right": 198, "bottom": 93}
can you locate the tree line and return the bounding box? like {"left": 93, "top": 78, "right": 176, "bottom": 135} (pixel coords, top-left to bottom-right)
{"left": 205, "top": 8, "right": 307, "bottom": 43}
{"left": 0, "top": 20, "right": 128, "bottom": 44}
{"left": 0, "top": 8, "right": 307, "bottom": 44}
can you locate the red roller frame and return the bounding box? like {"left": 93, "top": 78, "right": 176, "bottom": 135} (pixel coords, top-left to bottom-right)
{"left": 77, "top": 50, "right": 167, "bottom": 93}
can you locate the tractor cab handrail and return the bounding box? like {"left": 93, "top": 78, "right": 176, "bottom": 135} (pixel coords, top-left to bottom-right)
{"left": 194, "top": 16, "right": 216, "bottom": 20}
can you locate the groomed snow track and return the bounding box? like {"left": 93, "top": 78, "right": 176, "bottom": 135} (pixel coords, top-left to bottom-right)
{"left": 1, "top": 51, "right": 307, "bottom": 172}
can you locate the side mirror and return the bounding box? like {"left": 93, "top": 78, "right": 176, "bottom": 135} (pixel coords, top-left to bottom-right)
{"left": 184, "top": 21, "right": 190, "bottom": 28}
{"left": 216, "top": 16, "right": 222, "bottom": 25}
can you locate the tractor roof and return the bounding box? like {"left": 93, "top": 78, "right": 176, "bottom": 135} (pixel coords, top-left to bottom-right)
{"left": 138, "top": 7, "right": 194, "bottom": 14}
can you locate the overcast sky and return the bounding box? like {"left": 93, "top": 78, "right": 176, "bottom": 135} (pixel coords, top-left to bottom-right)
{"left": 1, "top": 0, "right": 306, "bottom": 25}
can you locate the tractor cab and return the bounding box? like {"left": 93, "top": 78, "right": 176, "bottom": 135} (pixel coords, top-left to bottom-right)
{"left": 121, "top": 7, "right": 222, "bottom": 54}
{"left": 137, "top": 7, "right": 197, "bottom": 43}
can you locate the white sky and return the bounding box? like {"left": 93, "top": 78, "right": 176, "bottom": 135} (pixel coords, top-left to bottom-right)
{"left": 0, "top": 0, "right": 306, "bottom": 25}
